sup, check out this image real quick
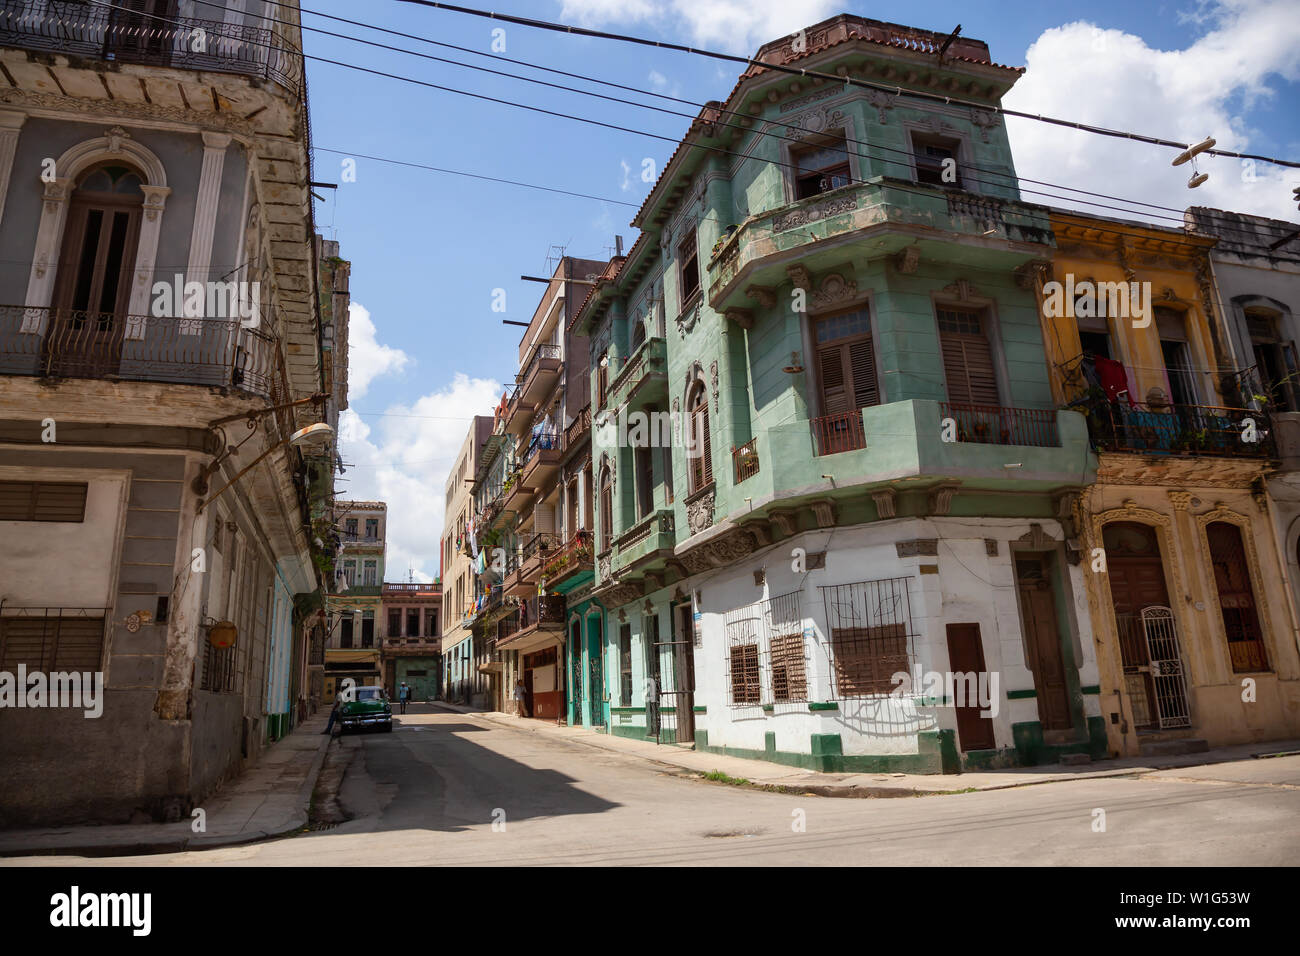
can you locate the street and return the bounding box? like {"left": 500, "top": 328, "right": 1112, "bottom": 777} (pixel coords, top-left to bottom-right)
{"left": 12, "top": 711, "right": 1300, "bottom": 867}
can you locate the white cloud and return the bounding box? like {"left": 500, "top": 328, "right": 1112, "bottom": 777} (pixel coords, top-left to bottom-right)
{"left": 347, "top": 302, "right": 410, "bottom": 399}
{"left": 337, "top": 372, "right": 503, "bottom": 582}
{"left": 1003, "top": 1, "right": 1300, "bottom": 223}
{"left": 560, "top": 0, "right": 837, "bottom": 55}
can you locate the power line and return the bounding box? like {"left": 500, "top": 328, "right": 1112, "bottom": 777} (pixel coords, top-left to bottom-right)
{"left": 227, "top": 0, "right": 1297, "bottom": 242}
{"left": 395, "top": 0, "right": 1300, "bottom": 170}
{"left": 86, "top": 0, "right": 1295, "bottom": 253}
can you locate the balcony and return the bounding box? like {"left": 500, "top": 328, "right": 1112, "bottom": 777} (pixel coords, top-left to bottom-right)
{"left": 381, "top": 583, "right": 441, "bottom": 597}
{"left": 502, "top": 388, "right": 536, "bottom": 438}
{"left": 1084, "top": 401, "right": 1272, "bottom": 459}
{"left": 707, "top": 178, "right": 1052, "bottom": 316}
{"left": 0, "top": 0, "right": 303, "bottom": 97}
{"left": 500, "top": 466, "right": 534, "bottom": 514}
{"left": 732, "top": 437, "right": 760, "bottom": 484}
{"left": 515, "top": 343, "right": 561, "bottom": 407}
{"left": 0, "top": 306, "right": 281, "bottom": 395}
{"left": 497, "top": 594, "right": 566, "bottom": 652}
{"left": 611, "top": 509, "right": 676, "bottom": 576}
{"left": 541, "top": 530, "right": 594, "bottom": 588}
{"left": 604, "top": 336, "right": 667, "bottom": 412}
{"left": 518, "top": 428, "right": 562, "bottom": 488}
{"left": 564, "top": 404, "right": 592, "bottom": 451}
{"left": 749, "top": 399, "right": 1093, "bottom": 517}
{"left": 504, "top": 532, "right": 559, "bottom": 598}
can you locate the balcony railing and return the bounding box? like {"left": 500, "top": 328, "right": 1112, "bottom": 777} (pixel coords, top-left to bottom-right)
{"left": 517, "top": 594, "right": 566, "bottom": 631}
{"left": 939, "top": 403, "right": 1061, "bottom": 447}
{"left": 1, "top": 305, "right": 280, "bottom": 395}
{"left": 812, "top": 410, "right": 866, "bottom": 456}
{"left": 1084, "top": 401, "right": 1273, "bottom": 458}
{"left": 732, "top": 437, "right": 760, "bottom": 483}
{"left": 564, "top": 404, "right": 592, "bottom": 450}
{"left": 517, "top": 343, "right": 560, "bottom": 388}
{"left": 520, "top": 428, "right": 561, "bottom": 470}
{"left": 541, "top": 530, "right": 593, "bottom": 582}
{"left": 0, "top": 1, "right": 303, "bottom": 96}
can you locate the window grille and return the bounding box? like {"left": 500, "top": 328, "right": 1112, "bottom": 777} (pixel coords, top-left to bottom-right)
{"left": 819, "top": 577, "right": 918, "bottom": 698}
{"left": 0, "top": 608, "right": 106, "bottom": 672}
{"left": 722, "top": 591, "right": 807, "bottom": 705}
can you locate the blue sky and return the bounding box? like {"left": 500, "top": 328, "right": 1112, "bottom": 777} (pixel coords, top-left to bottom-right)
{"left": 303, "top": 0, "right": 1300, "bottom": 580}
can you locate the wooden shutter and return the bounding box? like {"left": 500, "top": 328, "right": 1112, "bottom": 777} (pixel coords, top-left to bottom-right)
{"left": 938, "top": 308, "right": 999, "bottom": 406}
{"left": 816, "top": 331, "right": 878, "bottom": 415}
{"left": 817, "top": 345, "right": 849, "bottom": 414}
{"left": 848, "top": 338, "right": 879, "bottom": 407}
{"left": 0, "top": 481, "right": 88, "bottom": 522}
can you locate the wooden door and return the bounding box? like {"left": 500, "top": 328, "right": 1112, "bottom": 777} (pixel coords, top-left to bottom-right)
{"left": 48, "top": 185, "right": 141, "bottom": 379}
{"left": 945, "top": 623, "right": 995, "bottom": 751}
{"left": 1015, "top": 555, "right": 1072, "bottom": 731}
{"left": 1103, "top": 522, "right": 1171, "bottom": 729}
{"left": 672, "top": 602, "right": 696, "bottom": 742}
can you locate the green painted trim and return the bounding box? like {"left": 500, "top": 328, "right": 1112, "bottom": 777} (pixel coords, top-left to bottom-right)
{"left": 761, "top": 704, "right": 774, "bottom": 713}
{"left": 691, "top": 728, "right": 960, "bottom": 775}
{"left": 1006, "top": 688, "right": 1038, "bottom": 700}
{"left": 692, "top": 706, "right": 707, "bottom": 713}
{"left": 1080, "top": 684, "right": 1101, "bottom": 695}
{"left": 610, "top": 706, "right": 646, "bottom": 714}
{"left": 807, "top": 702, "right": 839, "bottom": 711}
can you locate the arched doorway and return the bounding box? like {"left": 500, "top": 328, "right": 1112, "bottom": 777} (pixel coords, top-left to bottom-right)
{"left": 46, "top": 162, "right": 145, "bottom": 378}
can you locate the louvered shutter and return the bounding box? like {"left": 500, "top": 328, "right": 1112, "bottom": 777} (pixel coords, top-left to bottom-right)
{"left": 939, "top": 310, "right": 999, "bottom": 406}
{"left": 817, "top": 345, "right": 849, "bottom": 414}
{"left": 848, "top": 338, "right": 879, "bottom": 407}
{"left": 699, "top": 404, "right": 713, "bottom": 486}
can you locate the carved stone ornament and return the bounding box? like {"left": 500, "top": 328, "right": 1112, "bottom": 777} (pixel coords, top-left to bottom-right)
{"left": 871, "top": 488, "right": 897, "bottom": 518}
{"left": 787, "top": 105, "right": 846, "bottom": 141}
{"left": 773, "top": 197, "right": 856, "bottom": 233}
{"left": 106, "top": 125, "right": 130, "bottom": 154}
{"left": 940, "top": 279, "right": 981, "bottom": 302}
{"left": 928, "top": 482, "right": 960, "bottom": 516}
{"left": 811, "top": 273, "right": 860, "bottom": 312}
{"left": 1015, "top": 523, "right": 1055, "bottom": 549}
{"left": 598, "top": 553, "right": 611, "bottom": 582}
{"left": 0, "top": 88, "right": 256, "bottom": 138}
{"left": 865, "top": 89, "right": 895, "bottom": 124}
{"left": 675, "top": 300, "right": 701, "bottom": 338}
{"left": 809, "top": 498, "right": 837, "bottom": 528}
{"left": 1014, "top": 259, "right": 1050, "bottom": 290}
{"left": 710, "top": 361, "right": 719, "bottom": 415}
{"left": 786, "top": 264, "right": 813, "bottom": 291}
{"left": 686, "top": 487, "right": 716, "bottom": 536}
{"left": 769, "top": 509, "right": 798, "bottom": 537}
{"left": 894, "top": 244, "right": 921, "bottom": 275}
{"left": 1167, "top": 491, "right": 1194, "bottom": 512}
{"left": 725, "top": 307, "right": 754, "bottom": 329}
{"left": 970, "top": 108, "right": 1000, "bottom": 143}
{"left": 745, "top": 285, "right": 777, "bottom": 309}
{"left": 896, "top": 539, "right": 938, "bottom": 558}
{"left": 741, "top": 520, "right": 772, "bottom": 546}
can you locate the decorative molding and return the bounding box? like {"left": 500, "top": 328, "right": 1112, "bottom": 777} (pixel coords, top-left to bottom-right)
{"left": 871, "top": 488, "right": 897, "bottom": 518}
{"left": 928, "top": 482, "right": 961, "bottom": 516}
{"left": 810, "top": 273, "right": 861, "bottom": 313}
{"left": 740, "top": 520, "right": 772, "bottom": 546}
{"left": 895, "top": 539, "right": 938, "bottom": 558}
{"left": 0, "top": 110, "right": 27, "bottom": 230}
{"left": 969, "top": 108, "right": 1000, "bottom": 143}
{"left": 773, "top": 197, "right": 855, "bottom": 233}
{"left": 710, "top": 360, "right": 719, "bottom": 415}
{"left": 1015, "top": 523, "right": 1056, "bottom": 549}
{"left": 1167, "top": 491, "right": 1194, "bottom": 512}
{"left": 864, "top": 89, "right": 895, "bottom": 124}
{"left": 0, "top": 87, "right": 257, "bottom": 138}
{"left": 675, "top": 300, "right": 701, "bottom": 338}
{"left": 724, "top": 307, "right": 754, "bottom": 329}
{"left": 769, "top": 509, "right": 798, "bottom": 537}
{"left": 744, "top": 284, "right": 776, "bottom": 308}
{"left": 185, "top": 131, "right": 232, "bottom": 290}
{"left": 686, "top": 486, "right": 716, "bottom": 536}
{"left": 786, "top": 264, "right": 813, "bottom": 292}
{"left": 785, "top": 104, "right": 845, "bottom": 141}
{"left": 1014, "top": 259, "right": 1049, "bottom": 290}
{"left": 939, "top": 278, "right": 981, "bottom": 302}
{"left": 893, "top": 244, "right": 921, "bottom": 275}
{"left": 809, "top": 498, "right": 836, "bottom": 528}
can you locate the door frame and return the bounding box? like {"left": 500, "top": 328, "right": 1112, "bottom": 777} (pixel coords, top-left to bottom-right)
{"left": 1011, "top": 543, "right": 1086, "bottom": 738}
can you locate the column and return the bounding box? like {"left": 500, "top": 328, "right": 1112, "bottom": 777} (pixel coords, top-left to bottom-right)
{"left": 184, "top": 131, "right": 233, "bottom": 305}
{"left": 0, "top": 110, "right": 27, "bottom": 230}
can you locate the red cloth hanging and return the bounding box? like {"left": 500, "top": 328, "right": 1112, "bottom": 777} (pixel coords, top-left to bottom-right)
{"left": 1093, "top": 356, "right": 1136, "bottom": 406}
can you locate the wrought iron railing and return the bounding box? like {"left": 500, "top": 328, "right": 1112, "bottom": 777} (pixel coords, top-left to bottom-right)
{"left": 1084, "top": 400, "right": 1273, "bottom": 458}
{"left": 0, "top": 305, "right": 281, "bottom": 397}
{"left": 0, "top": 0, "right": 303, "bottom": 96}
{"left": 564, "top": 404, "right": 591, "bottom": 450}
{"left": 732, "top": 437, "right": 760, "bottom": 483}
{"left": 811, "top": 410, "right": 866, "bottom": 456}
{"left": 520, "top": 428, "right": 561, "bottom": 468}
{"left": 516, "top": 343, "right": 560, "bottom": 387}
{"left": 939, "top": 402, "right": 1061, "bottom": 447}
{"left": 542, "top": 530, "right": 593, "bottom": 581}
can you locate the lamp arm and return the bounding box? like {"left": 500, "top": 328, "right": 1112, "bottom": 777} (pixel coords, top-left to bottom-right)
{"left": 197, "top": 434, "right": 291, "bottom": 514}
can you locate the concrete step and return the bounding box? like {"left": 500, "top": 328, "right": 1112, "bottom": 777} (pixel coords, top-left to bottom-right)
{"left": 1139, "top": 738, "right": 1210, "bottom": 757}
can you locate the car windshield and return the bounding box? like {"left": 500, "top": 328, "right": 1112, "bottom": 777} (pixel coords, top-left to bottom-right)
{"left": 356, "top": 687, "right": 383, "bottom": 701}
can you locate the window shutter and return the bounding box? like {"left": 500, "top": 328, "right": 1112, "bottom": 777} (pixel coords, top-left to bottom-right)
{"left": 817, "top": 345, "right": 849, "bottom": 414}
{"left": 939, "top": 310, "right": 999, "bottom": 406}
{"left": 700, "top": 405, "right": 713, "bottom": 486}
{"left": 848, "top": 338, "right": 879, "bottom": 407}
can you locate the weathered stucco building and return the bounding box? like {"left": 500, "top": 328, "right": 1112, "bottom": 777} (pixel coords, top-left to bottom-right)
{"left": 0, "top": 0, "right": 334, "bottom": 824}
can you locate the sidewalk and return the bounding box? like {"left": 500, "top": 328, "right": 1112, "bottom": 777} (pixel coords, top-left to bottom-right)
{"left": 433, "top": 701, "right": 1300, "bottom": 797}
{"left": 0, "top": 711, "right": 333, "bottom": 857}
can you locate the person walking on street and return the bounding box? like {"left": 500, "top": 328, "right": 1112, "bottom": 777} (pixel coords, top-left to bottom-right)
{"left": 398, "top": 681, "right": 410, "bottom": 714}
{"left": 322, "top": 695, "right": 340, "bottom": 735}
{"left": 514, "top": 678, "right": 528, "bottom": 718}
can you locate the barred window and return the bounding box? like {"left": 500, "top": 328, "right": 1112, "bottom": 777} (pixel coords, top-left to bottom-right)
{"left": 723, "top": 591, "right": 807, "bottom": 706}
{"left": 821, "top": 577, "right": 916, "bottom": 698}
{"left": 201, "top": 642, "right": 239, "bottom": 693}
{"left": 729, "top": 642, "right": 761, "bottom": 703}
{"left": 0, "top": 611, "right": 105, "bottom": 671}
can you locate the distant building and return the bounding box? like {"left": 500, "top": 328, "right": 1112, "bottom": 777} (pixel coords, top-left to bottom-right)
{"left": 381, "top": 581, "right": 442, "bottom": 701}
{"left": 324, "top": 500, "right": 387, "bottom": 700}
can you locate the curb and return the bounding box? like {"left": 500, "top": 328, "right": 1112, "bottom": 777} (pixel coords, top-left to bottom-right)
{"left": 0, "top": 724, "right": 334, "bottom": 858}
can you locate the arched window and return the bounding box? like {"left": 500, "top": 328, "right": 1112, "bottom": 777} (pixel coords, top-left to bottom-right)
{"left": 599, "top": 466, "right": 613, "bottom": 553}
{"left": 687, "top": 381, "right": 712, "bottom": 493}
{"left": 1206, "top": 521, "right": 1269, "bottom": 673}
{"left": 630, "top": 316, "right": 647, "bottom": 353}
{"left": 47, "top": 162, "right": 146, "bottom": 377}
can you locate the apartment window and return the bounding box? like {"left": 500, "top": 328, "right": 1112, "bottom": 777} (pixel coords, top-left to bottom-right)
{"left": 619, "top": 623, "right": 633, "bottom": 705}
{"left": 201, "top": 641, "right": 238, "bottom": 693}
{"left": 406, "top": 609, "right": 419, "bottom": 637}
{"left": 937, "top": 307, "right": 1000, "bottom": 406}
{"left": 426, "top": 610, "right": 438, "bottom": 637}
{"left": 52, "top": 164, "right": 144, "bottom": 322}
{"left": 340, "top": 616, "right": 354, "bottom": 648}
{"left": 342, "top": 561, "right": 356, "bottom": 587}
{"left": 644, "top": 613, "right": 661, "bottom": 690}
{"left": 793, "top": 132, "right": 851, "bottom": 200}
{"left": 362, "top": 611, "right": 375, "bottom": 648}
{"left": 599, "top": 467, "right": 614, "bottom": 553}
{"left": 345, "top": 518, "right": 358, "bottom": 537}
{"left": 678, "top": 233, "right": 700, "bottom": 308}
{"left": 363, "top": 560, "right": 377, "bottom": 585}
{"left": 1207, "top": 522, "right": 1269, "bottom": 673}
{"left": 634, "top": 444, "right": 654, "bottom": 520}
{"left": 597, "top": 354, "right": 609, "bottom": 409}
{"left": 1154, "top": 307, "right": 1198, "bottom": 406}
{"left": 388, "top": 610, "right": 401, "bottom": 638}
{"left": 0, "top": 613, "right": 105, "bottom": 672}
{"left": 1246, "top": 308, "right": 1298, "bottom": 411}
{"left": 814, "top": 308, "right": 879, "bottom": 417}
{"left": 630, "top": 316, "right": 647, "bottom": 353}
{"left": 662, "top": 444, "right": 675, "bottom": 506}
{"left": 0, "top": 481, "right": 88, "bottom": 522}
{"left": 686, "top": 382, "right": 713, "bottom": 493}
{"left": 365, "top": 518, "right": 379, "bottom": 539}
{"left": 913, "top": 136, "right": 961, "bottom": 188}
{"left": 820, "top": 577, "right": 915, "bottom": 698}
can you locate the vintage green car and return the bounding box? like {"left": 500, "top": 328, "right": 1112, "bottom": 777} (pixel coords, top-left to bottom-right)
{"left": 339, "top": 685, "right": 393, "bottom": 733}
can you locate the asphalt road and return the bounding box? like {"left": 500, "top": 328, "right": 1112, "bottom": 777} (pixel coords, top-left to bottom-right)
{"left": 23, "top": 711, "right": 1300, "bottom": 866}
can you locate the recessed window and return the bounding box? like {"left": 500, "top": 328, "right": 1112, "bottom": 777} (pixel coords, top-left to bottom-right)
{"left": 793, "top": 132, "right": 851, "bottom": 200}
{"left": 678, "top": 233, "right": 700, "bottom": 307}
{"left": 0, "top": 481, "right": 88, "bottom": 522}
{"left": 913, "top": 136, "right": 961, "bottom": 189}
{"left": 687, "top": 382, "right": 713, "bottom": 493}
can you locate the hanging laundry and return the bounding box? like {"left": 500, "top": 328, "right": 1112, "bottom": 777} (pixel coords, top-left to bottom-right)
{"left": 1093, "top": 356, "right": 1136, "bottom": 406}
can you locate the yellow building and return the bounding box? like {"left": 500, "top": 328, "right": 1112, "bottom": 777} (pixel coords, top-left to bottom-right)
{"left": 1035, "top": 210, "right": 1300, "bottom": 757}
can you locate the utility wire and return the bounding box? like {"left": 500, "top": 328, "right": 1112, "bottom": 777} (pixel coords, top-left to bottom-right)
{"left": 215, "top": 0, "right": 1297, "bottom": 242}
{"left": 395, "top": 0, "right": 1300, "bottom": 169}
{"left": 87, "top": 0, "right": 1295, "bottom": 253}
